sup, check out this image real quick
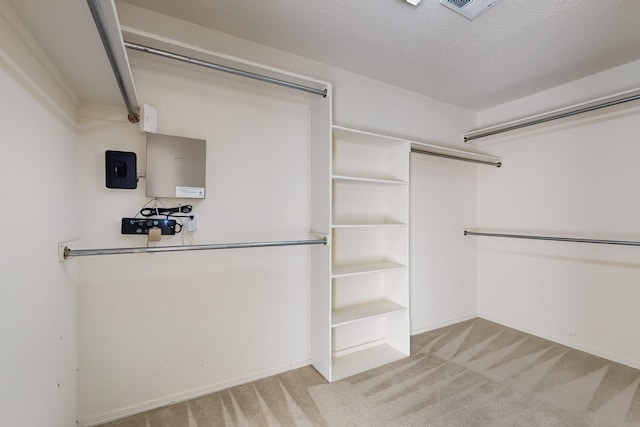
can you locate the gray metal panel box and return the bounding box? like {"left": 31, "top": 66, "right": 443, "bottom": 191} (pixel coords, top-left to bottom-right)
{"left": 146, "top": 133, "right": 206, "bottom": 199}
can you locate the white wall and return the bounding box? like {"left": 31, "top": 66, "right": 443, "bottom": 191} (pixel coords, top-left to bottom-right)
{"left": 0, "top": 2, "right": 79, "bottom": 425}
{"left": 76, "top": 4, "right": 478, "bottom": 424}
{"left": 475, "top": 60, "right": 640, "bottom": 369}
{"left": 410, "top": 155, "right": 479, "bottom": 334}
{"left": 77, "top": 68, "right": 315, "bottom": 424}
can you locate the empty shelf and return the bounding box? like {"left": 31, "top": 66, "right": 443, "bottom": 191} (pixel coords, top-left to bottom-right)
{"left": 332, "top": 221, "right": 407, "bottom": 228}
{"left": 332, "top": 299, "right": 406, "bottom": 327}
{"left": 331, "top": 261, "right": 406, "bottom": 278}
{"left": 332, "top": 343, "right": 408, "bottom": 381}
{"left": 332, "top": 175, "right": 407, "bottom": 186}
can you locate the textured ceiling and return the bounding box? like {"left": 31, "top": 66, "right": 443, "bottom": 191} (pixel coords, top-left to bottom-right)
{"left": 7, "top": 0, "right": 640, "bottom": 111}
{"left": 117, "top": 0, "right": 640, "bottom": 110}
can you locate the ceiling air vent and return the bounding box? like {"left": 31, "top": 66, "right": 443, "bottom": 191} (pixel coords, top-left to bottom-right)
{"left": 440, "top": 0, "right": 501, "bottom": 20}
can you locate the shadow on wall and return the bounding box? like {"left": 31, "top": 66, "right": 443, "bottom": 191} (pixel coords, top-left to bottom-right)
{"left": 477, "top": 246, "right": 640, "bottom": 270}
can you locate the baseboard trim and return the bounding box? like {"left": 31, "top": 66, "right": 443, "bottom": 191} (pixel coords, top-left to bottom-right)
{"left": 410, "top": 313, "right": 478, "bottom": 336}
{"left": 80, "top": 359, "right": 312, "bottom": 427}
{"left": 477, "top": 313, "right": 640, "bottom": 372}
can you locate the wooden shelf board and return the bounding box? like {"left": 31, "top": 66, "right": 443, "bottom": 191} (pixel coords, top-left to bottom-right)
{"left": 332, "top": 125, "right": 408, "bottom": 147}
{"left": 331, "top": 343, "right": 408, "bottom": 381}
{"left": 332, "top": 299, "right": 406, "bottom": 327}
{"left": 332, "top": 221, "right": 407, "bottom": 229}
{"left": 332, "top": 174, "right": 407, "bottom": 186}
{"left": 332, "top": 261, "right": 406, "bottom": 278}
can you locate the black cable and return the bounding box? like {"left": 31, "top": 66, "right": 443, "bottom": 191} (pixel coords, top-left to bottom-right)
{"left": 139, "top": 205, "right": 192, "bottom": 217}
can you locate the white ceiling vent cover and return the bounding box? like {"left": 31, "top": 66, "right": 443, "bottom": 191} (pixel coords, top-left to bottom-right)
{"left": 440, "top": 0, "right": 501, "bottom": 20}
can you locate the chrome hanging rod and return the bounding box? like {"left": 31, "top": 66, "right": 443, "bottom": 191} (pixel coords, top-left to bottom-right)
{"left": 63, "top": 237, "right": 327, "bottom": 260}
{"left": 411, "top": 148, "right": 501, "bottom": 167}
{"left": 464, "top": 88, "right": 640, "bottom": 142}
{"left": 124, "top": 41, "right": 328, "bottom": 98}
{"left": 87, "top": 0, "right": 140, "bottom": 123}
{"left": 464, "top": 230, "right": 640, "bottom": 247}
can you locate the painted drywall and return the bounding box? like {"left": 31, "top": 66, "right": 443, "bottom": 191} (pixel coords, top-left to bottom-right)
{"left": 475, "top": 60, "right": 640, "bottom": 369}
{"left": 0, "top": 2, "right": 80, "bottom": 425}
{"left": 409, "top": 154, "right": 479, "bottom": 334}
{"left": 76, "top": 67, "right": 317, "bottom": 424}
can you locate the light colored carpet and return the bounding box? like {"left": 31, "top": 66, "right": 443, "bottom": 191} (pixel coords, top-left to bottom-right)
{"left": 98, "top": 318, "right": 640, "bottom": 426}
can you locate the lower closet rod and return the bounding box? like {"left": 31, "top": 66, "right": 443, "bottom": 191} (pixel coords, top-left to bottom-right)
{"left": 63, "top": 237, "right": 327, "bottom": 260}
{"left": 464, "top": 230, "right": 640, "bottom": 247}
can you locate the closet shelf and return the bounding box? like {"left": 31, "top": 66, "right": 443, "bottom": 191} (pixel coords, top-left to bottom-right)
{"left": 332, "top": 175, "right": 407, "bottom": 186}
{"left": 331, "top": 261, "right": 406, "bottom": 278}
{"left": 332, "top": 299, "right": 406, "bottom": 327}
{"left": 332, "top": 221, "right": 407, "bottom": 229}
{"left": 332, "top": 343, "right": 407, "bottom": 382}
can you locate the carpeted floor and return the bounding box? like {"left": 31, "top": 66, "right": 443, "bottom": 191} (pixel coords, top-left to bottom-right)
{"left": 98, "top": 318, "right": 640, "bottom": 426}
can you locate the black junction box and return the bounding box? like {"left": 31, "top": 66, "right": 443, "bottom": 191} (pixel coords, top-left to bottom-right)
{"left": 106, "top": 150, "right": 137, "bottom": 189}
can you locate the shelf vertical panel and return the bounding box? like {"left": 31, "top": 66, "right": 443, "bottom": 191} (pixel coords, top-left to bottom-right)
{"left": 310, "top": 88, "right": 333, "bottom": 380}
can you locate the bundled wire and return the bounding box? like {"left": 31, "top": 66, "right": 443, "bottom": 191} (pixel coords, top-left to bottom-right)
{"left": 133, "top": 200, "right": 195, "bottom": 236}
{"left": 139, "top": 204, "right": 193, "bottom": 218}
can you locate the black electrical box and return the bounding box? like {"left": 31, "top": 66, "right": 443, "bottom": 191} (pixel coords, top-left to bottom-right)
{"left": 105, "top": 150, "right": 137, "bottom": 189}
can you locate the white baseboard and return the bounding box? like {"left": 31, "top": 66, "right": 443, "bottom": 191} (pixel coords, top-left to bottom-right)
{"left": 477, "top": 313, "right": 640, "bottom": 372}
{"left": 80, "top": 359, "right": 312, "bottom": 427}
{"left": 410, "top": 313, "right": 478, "bottom": 336}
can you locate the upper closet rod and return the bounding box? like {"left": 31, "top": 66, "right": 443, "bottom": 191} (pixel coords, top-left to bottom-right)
{"left": 464, "top": 88, "right": 640, "bottom": 142}
{"left": 124, "top": 41, "right": 328, "bottom": 98}
{"left": 464, "top": 230, "right": 640, "bottom": 247}
{"left": 63, "top": 237, "right": 327, "bottom": 260}
{"left": 411, "top": 148, "right": 501, "bottom": 167}
{"left": 87, "top": 0, "right": 140, "bottom": 122}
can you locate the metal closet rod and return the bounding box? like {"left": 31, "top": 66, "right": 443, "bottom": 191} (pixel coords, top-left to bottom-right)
{"left": 464, "top": 230, "right": 640, "bottom": 247}
{"left": 124, "top": 41, "right": 328, "bottom": 98}
{"left": 63, "top": 237, "right": 327, "bottom": 259}
{"left": 464, "top": 88, "right": 640, "bottom": 142}
{"left": 411, "top": 148, "right": 501, "bottom": 167}
{"left": 87, "top": 0, "right": 139, "bottom": 123}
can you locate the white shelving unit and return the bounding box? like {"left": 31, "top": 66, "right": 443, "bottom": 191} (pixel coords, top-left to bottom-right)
{"left": 311, "top": 124, "right": 500, "bottom": 382}
{"left": 326, "top": 125, "right": 411, "bottom": 381}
